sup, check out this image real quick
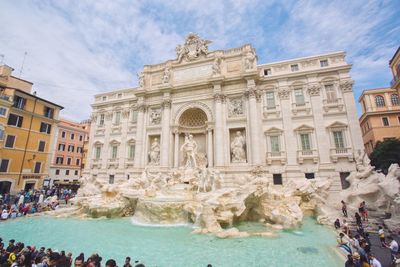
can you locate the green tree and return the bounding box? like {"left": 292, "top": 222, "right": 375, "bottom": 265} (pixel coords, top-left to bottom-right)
{"left": 370, "top": 138, "right": 400, "bottom": 174}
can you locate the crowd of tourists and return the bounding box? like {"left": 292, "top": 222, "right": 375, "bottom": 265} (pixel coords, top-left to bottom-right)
{"left": 0, "top": 237, "right": 149, "bottom": 267}
{"left": 0, "top": 186, "right": 75, "bottom": 221}
{"left": 335, "top": 200, "right": 399, "bottom": 267}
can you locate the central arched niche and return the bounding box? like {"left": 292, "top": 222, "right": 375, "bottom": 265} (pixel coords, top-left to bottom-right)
{"left": 177, "top": 107, "right": 208, "bottom": 167}
{"left": 178, "top": 108, "right": 208, "bottom": 129}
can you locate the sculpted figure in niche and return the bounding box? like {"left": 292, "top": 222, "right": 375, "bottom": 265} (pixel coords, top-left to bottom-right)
{"left": 137, "top": 72, "right": 144, "bottom": 88}
{"left": 150, "top": 109, "right": 161, "bottom": 125}
{"left": 162, "top": 67, "right": 171, "bottom": 84}
{"left": 244, "top": 49, "right": 256, "bottom": 70}
{"left": 228, "top": 99, "right": 244, "bottom": 117}
{"left": 231, "top": 131, "right": 246, "bottom": 163}
{"left": 212, "top": 57, "right": 221, "bottom": 76}
{"left": 149, "top": 138, "right": 160, "bottom": 165}
{"left": 180, "top": 134, "right": 198, "bottom": 169}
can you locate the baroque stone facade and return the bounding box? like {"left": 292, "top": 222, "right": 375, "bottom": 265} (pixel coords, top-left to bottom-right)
{"left": 85, "top": 34, "right": 364, "bottom": 191}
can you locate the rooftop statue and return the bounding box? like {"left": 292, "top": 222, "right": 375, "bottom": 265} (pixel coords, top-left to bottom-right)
{"left": 176, "top": 33, "right": 211, "bottom": 62}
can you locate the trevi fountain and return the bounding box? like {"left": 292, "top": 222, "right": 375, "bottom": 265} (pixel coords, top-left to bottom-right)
{"left": 2, "top": 34, "right": 400, "bottom": 267}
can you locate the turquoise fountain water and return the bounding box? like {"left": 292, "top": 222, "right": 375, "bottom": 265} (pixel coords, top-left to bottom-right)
{"left": 0, "top": 216, "right": 342, "bottom": 267}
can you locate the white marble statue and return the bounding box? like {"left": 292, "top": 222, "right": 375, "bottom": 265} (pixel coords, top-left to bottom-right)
{"left": 231, "top": 131, "right": 246, "bottom": 163}
{"left": 38, "top": 194, "right": 44, "bottom": 204}
{"left": 176, "top": 33, "right": 211, "bottom": 62}
{"left": 162, "top": 67, "right": 170, "bottom": 84}
{"left": 244, "top": 49, "right": 256, "bottom": 70}
{"left": 137, "top": 72, "right": 144, "bottom": 88}
{"left": 180, "top": 134, "right": 198, "bottom": 169}
{"left": 149, "top": 138, "right": 160, "bottom": 165}
{"left": 212, "top": 57, "right": 221, "bottom": 76}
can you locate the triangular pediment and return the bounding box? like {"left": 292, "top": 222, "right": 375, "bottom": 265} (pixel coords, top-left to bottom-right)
{"left": 294, "top": 124, "right": 314, "bottom": 132}
{"left": 327, "top": 121, "right": 347, "bottom": 128}
{"left": 265, "top": 127, "right": 283, "bottom": 133}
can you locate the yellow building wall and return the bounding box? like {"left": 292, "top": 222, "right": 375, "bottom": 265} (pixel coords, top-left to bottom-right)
{"left": 0, "top": 88, "right": 62, "bottom": 193}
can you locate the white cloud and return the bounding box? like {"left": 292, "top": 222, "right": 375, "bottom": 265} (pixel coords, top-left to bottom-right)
{"left": 277, "top": 0, "right": 399, "bottom": 102}
{"left": 0, "top": 0, "right": 398, "bottom": 119}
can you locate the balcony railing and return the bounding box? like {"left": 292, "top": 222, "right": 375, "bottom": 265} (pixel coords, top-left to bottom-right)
{"left": 330, "top": 147, "right": 353, "bottom": 163}
{"left": 266, "top": 151, "right": 286, "bottom": 165}
{"left": 334, "top": 147, "right": 348, "bottom": 154}
{"left": 297, "top": 149, "right": 318, "bottom": 164}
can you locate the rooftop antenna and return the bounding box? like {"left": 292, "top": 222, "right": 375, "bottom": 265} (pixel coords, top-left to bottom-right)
{"left": 0, "top": 54, "right": 4, "bottom": 64}
{"left": 19, "top": 51, "right": 27, "bottom": 78}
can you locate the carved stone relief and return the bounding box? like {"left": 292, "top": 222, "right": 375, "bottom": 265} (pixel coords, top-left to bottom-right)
{"left": 149, "top": 108, "right": 162, "bottom": 125}
{"left": 228, "top": 98, "right": 244, "bottom": 117}
{"left": 176, "top": 33, "right": 211, "bottom": 62}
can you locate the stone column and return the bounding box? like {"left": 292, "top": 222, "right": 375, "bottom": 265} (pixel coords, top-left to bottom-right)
{"left": 245, "top": 80, "right": 262, "bottom": 165}
{"left": 134, "top": 103, "right": 146, "bottom": 168}
{"left": 307, "top": 83, "right": 330, "bottom": 163}
{"left": 160, "top": 98, "right": 171, "bottom": 167}
{"left": 340, "top": 80, "right": 364, "bottom": 153}
{"left": 174, "top": 130, "right": 179, "bottom": 168}
{"left": 207, "top": 128, "right": 213, "bottom": 167}
{"left": 213, "top": 89, "right": 225, "bottom": 167}
{"left": 278, "top": 85, "right": 297, "bottom": 166}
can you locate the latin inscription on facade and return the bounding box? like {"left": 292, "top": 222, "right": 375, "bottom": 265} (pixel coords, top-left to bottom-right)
{"left": 174, "top": 64, "right": 212, "bottom": 83}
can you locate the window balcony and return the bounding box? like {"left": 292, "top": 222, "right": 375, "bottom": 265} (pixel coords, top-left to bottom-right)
{"left": 323, "top": 98, "right": 344, "bottom": 112}
{"left": 91, "top": 158, "right": 102, "bottom": 169}
{"left": 266, "top": 151, "right": 286, "bottom": 165}
{"left": 291, "top": 102, "right": 311, "bottom": 116}
{"left": 330, "top": 147, "right": 353, "bottom": 163}
{"left": 107, "top": 158, "right": 119, "bottom": 168}
{"left": 297, "top": 149, "right": 318, "bottom": 164}
{"left": 125, "top": 158, "right": 135, "bottom": 168}
{"left": 263, "top": 104, "right": 281, "bottom": 118}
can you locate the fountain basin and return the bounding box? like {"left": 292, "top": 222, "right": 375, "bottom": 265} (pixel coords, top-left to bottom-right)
{"left": 0, "top": 216, "right": 342, "bottom": 267}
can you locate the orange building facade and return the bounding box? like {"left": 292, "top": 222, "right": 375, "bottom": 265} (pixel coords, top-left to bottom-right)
{"left": 359, "top": 87, "right": 400, "bottom": 155}
{"left": 390, "top": 47, "right": 400, "bottom": 95}
{"left": 0, "top": 65, "right": 63, "bottom": 194}
{"left": 49, "top": 118, "right": 90, "bottom": 186}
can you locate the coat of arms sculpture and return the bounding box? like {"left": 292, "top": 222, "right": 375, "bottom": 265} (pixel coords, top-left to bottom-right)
{"left": 176, "top": 33, "right": 211, "bottom": 62}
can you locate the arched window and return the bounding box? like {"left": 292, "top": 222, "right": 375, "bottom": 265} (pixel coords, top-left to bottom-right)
{"left": 391, "top": 94, "right": 399, "bottom": 106}
{"left": 375, "top": 95, "right": 385, "bottom": 107}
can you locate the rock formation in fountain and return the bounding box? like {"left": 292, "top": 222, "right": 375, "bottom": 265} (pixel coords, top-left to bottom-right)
{"left": 64, "top": 159, "right": 335, "bottom": 237}
{"left": 314, "top": 151, "right": 400, "bottom": 229}
{"left": 56, "top": 147, "right": 400, "bottom": 236}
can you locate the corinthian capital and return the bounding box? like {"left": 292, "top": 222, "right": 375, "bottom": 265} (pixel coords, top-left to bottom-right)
{"left": 244, "top": 88, "right": 261, "bottom": 102}
{"left": 138, "top": 103, "right": 147, "bottom": 112}
{"left": 307, "top": 84, "right": 321, "bottom": 96}
{"left": 339, "top": 80, "right": 354, "bottom": 92}
{"left": 213, "top": 93, "right": 226, "bottom": 103}
{"left": 277, "top": 87, "right": 290, "bottom": 100}
{"left": 162, "top": 99, "right": 172, "bottom": 109}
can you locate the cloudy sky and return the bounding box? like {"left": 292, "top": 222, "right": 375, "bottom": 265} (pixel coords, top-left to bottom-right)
{"left": 0, "top": 0, "right": 399, "bottom": 121}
